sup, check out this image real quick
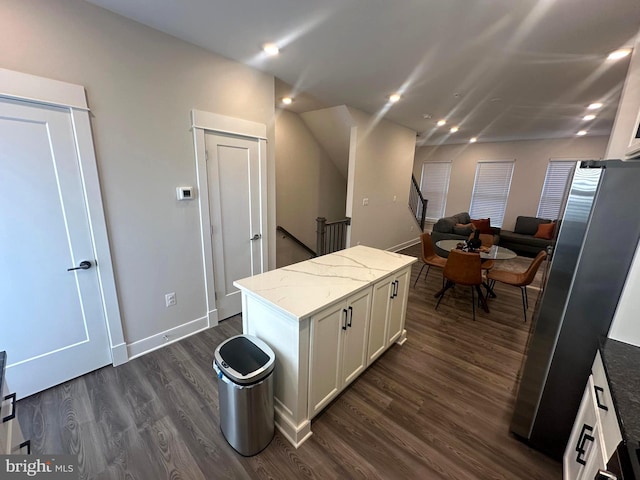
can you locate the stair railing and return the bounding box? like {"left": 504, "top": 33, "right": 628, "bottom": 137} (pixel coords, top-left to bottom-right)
{"left": 409, "top": 174, "right": 428, "bottom": 231}
{"left": 277, "top": 226, "right": 317, "bottom": 257}
{"left": 316, "top": 217, "right": 351, "bottom": 256}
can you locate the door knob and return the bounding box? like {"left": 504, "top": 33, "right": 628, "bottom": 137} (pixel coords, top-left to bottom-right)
{"left": 67, "top": 260, "right": 92, "bottom": 271}
{"left": 250, "top": 234, "right": 262, "bottom": 241}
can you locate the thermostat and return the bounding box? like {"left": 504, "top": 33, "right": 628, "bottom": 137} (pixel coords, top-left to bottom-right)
{"left": 176, "top": 186, "right": 195, "bottom": 200}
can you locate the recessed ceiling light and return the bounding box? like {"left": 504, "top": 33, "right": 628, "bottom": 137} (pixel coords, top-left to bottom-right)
{"left": 607, "top": 48, "right": 632, "bottom": 60}
{"left": 587, "top": 102, "right": 603, "bottom": 110}
{"left": 450, "top": 126, "right": 459, "bottom": 133}
{"left": 263, "top": 43, "right": 280, "bottom": 56}
{"left": 389, "top": 93, "right": 401, "bottom": 103}
{"left": 470, "top": 137, "right": 477, "bottom": 143}
{"left": 282, "top": 97, "right": 293, "bottom": 105}
{"left": 577, "top": 130, "right": 588, "bottom": 136}
{"left": 583, "top": 114, "right": 596, "bottom": 121}
{"left": 437, "top": 119, "right": 446, "bottom": 126}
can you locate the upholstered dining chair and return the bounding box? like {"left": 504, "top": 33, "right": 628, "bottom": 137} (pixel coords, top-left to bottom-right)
{"left": 435, "top": 249, "right": 488, "bottom": 321}
{"left": 486, "top": 250, "right": 547, "bottom": 322}
{"left": 468, "top": 232, "right": 494, "bottom": 248}
{"left": 413, "top": 232, "right": 447, "bottom": 287}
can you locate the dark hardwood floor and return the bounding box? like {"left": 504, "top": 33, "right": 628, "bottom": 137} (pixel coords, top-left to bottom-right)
{"left": 18, "top": 244, "right": 561, "bottom": 479}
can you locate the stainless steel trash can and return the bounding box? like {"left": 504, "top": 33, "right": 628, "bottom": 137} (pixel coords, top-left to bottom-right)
{"left": 213, "top": 334, "right": 275, "bottom": 456}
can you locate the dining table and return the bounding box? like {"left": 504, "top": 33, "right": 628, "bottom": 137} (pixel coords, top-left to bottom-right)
{"left": 433, "top": 240, "right": 518, "bottom": 311}
{"left": 435, "top": 239, "right": 517, "bottom": 261}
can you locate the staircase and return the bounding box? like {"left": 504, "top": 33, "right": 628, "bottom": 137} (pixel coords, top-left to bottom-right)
{"left": 409, "top": 174, "right": 428, "bottom": 231}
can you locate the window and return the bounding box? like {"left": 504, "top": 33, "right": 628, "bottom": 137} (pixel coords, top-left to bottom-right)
{"left": 420, "top": 162, "right": 451, "bottom": 221}
{"left": 537, "top": 160, "right": 576, "bottom": 220}
{"left": 469, "top": 160, "right": 515, "bottom": 227}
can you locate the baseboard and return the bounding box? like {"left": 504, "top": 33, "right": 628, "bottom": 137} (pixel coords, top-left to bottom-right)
{"left": 388, "top": 237, "right": 420, "bottom": 253}
{"left": 126, "top": 316, "right": 209, "bottom": 360}
{"left": 110, "top": 342, "right": 128, "bottom": 366}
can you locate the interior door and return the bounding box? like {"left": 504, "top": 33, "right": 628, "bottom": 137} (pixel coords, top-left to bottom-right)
{"left": 0, "top": 97, "right": 111, "bottom": 398}
{"left": 205, "top": 132, "right": 263, "bottom": 320}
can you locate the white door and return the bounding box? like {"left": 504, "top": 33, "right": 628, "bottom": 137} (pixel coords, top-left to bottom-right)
{"left": 205, "top": 132, "right": 263, "bottom": 320}
{"left": 0, "top": 98, "right": 111, "bottom": 399}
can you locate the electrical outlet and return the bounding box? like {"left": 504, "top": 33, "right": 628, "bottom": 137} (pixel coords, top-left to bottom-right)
{"left": 165, "top": 292, "right": 176, "bottom": 307}
{"left": 362, "top": 197, "right": 369, "bottom": 206}
{"left": 393, "top": 195, "right": 397, "bottom": 202}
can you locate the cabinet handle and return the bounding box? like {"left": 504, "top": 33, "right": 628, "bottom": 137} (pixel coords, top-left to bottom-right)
{"left": 390, "top": 280, "right": 398, "bottom": 298}
{"left": 342, "top": 309, "right": 348, "bottom": 330}
{"left": 347, "top": 306, "right": 353, "bottom": 327}
{"left": 2, "top": 392, "right": 16, "bottom": 422}
{"left": 575, "top": 423, "right": 594, "bottom": 466}
{"left": 19, "top": 440, "right": 31, "bottom": 455}
{"left": 594, "top": 385, "right": 608, "bottom": 411}
{"left": 595, "top": 469, "right": 618, "bottom": 480}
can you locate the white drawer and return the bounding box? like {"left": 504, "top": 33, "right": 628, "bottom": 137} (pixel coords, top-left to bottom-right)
{"left": 0, "top": 388, "right": 15, "bottom": 454}
{"left": 592, "top": 351, "right": 622, "bottom": 460}
{"left": 0, "top": 376, "right": 28, "bottom": 455}
{"left": 563, "top": 376, "right": 606, "bottom": 480}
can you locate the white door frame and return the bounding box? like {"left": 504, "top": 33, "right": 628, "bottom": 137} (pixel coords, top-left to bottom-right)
{"left": 0, "top": 68, "right": 127, "bottom": 365}
{"left": 191, "top": 110, "right": 269, "bottom": 326}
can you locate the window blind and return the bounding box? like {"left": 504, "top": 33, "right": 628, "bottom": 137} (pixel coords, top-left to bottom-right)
{"left": 537, "top": 161, "right": 576, "bottom": 220}
{"left": 420, "top": 162, "right": 451, "bottom": 221}
{"left": 469, "top": 161, "right": 514, "bottom": 228}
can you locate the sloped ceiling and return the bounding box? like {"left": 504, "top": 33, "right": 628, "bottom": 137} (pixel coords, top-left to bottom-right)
{"left": 87, "top": 0, "right": 640, "bottom": 144}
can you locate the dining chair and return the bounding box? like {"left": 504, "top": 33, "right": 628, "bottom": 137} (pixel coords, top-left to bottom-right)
{"left": 486, "top": 250, "right": 547, "bottom": 321}
{"left": 468, "top": 232, "right": 494, "bottom": 247}
{"left": 435, "top": 249, "right": 488, "bottom": 321}
{"left": 413, "top": 232, "right": 447, "bottom": 287}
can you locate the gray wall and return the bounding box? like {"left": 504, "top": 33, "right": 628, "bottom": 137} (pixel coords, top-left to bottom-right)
{"left": 275, "top": 109, "right": 347, "bottom": 252}
{"left": 348, "top": 108, "right": 419, "bottom": 251}
{"left": 414, "top": 136, "right": 608, "bottom": 231}
{"left": 0, "top": 0, "right": 275, "bottom": 346}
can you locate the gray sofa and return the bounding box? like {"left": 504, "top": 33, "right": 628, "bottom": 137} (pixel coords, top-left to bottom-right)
{"left": 499, "top": 216, "right": 556, "bottom": 257}
{"left": 431, "top": 212, "right": 500, "bottom": 257}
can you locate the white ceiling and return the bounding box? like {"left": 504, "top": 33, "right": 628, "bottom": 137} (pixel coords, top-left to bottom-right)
{"left": 87, "top": 0, "right": 640, "bottom": 145}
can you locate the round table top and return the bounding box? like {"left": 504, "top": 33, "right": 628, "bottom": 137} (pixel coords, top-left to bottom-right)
{"left": 436, "top": 239, "right": 517, "bottom": 260}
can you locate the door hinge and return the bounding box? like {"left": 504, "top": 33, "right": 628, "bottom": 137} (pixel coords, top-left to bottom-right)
{"left": 205, "top": 150, "right": 209, "bottom": 161}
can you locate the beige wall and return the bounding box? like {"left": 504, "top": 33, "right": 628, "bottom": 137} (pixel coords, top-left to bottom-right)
{"left": 0, "top": 0, "right": 275, "bottom": 346}
{"left": 348, "top": 108, "right": 418, "bottom": 250}
{"left": 414, "top": 136, "right": 608, "bottom": 231}
{"left": 275, "top": 109, "right": 347, "bottom": 251}
{"left": 606, "top": 31, "right": 640, "bottom": 158}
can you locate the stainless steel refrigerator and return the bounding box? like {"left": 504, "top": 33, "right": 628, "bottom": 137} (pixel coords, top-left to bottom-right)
{"left": 510, "top": 159, "right": 640, "bottom": 460}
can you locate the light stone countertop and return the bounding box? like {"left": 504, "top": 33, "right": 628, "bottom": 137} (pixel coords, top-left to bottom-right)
{"left": 234, "top": 245, "right": 417, "bottom": 320}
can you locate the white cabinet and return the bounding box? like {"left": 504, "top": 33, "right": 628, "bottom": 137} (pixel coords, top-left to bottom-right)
{"left": 368, "top": 267, "right": 410, "bottom": 364}
{"left": 563, "top": 351, "right": 622, "bottom": 480}
{"left": 387, "top": 268, "right": 410, "bottom": 345}
{"left": 237, "top": 246, "right": 416, "bottom": 447}
{"left": 309, "top": 288, "right": 371, "bottom": 417}
{"left": 0, "top": 366, "right": 28, "bottom": 455}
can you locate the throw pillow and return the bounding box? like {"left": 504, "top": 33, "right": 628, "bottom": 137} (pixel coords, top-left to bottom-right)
{"left": 453, "top": 224, "right": 473, "bottom": 236}
{"left": 471, "top": 218, "right": 492, "bottom": 234}
{"left": 534, "top": 222, "right": 555, "bottom": 240}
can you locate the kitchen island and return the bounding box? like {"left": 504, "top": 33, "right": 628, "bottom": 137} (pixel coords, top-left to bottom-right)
{"left": 234, "top": 245, "right": 416, "bottom": 447}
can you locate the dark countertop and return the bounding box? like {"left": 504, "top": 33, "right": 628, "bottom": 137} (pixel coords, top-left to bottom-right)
{"left": 600, "top": 338, "right": 640, "bottom": 477}
{"left": 0, "top": 351, "right": 5, "bottom": 389}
